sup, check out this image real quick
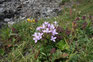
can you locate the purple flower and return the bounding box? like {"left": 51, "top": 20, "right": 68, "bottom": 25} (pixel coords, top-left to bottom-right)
{"left": 50, "top": 24, "right": 55, "bottom": 30}
{"left": 51, "top": 36, "right": 57, "bottom": 42}
{"left": 36, "top": 27, "right": 42, "bottom": 31}
{"left": 75, "top": 17, "right": 80, "bottom": 21}
{"left": 54, "top": 21, "right": 58, "bottom": 25}
{"left": 44, "top": 21, "right": 49, "bottom": 25}
{"left": 42, "top": 24, "right": 46, "bottom": 29}
{"left": 43, "top": 28, "right": 51, "bottom": 33}
{"left": 32, "top": 32, "right": 43, "bottom": 43}
{"left": 11, "top": 28, "right": 17, "bottom": 33}
{"left": 36, "top": 24, "right": 46, "bottom": 31}
{"left": 47, "top": 23, "right": 51, "bottom": 28}
{"left": 35, "top": 19, "right": 38, "bottom": 22}
{"left": 33, "top": 38, "right": 38, "bottom": 43}
{"left": 33, "top": 21, "right": 59, "bottom": 43}
{"left": 51, "top": 29, "right": 58, "bottom": 35}
{"left": 89, "top": 16, "right": 92, "bottom": 20}
{"left": 82, "top": 16, "right": 86, "bottom": 20}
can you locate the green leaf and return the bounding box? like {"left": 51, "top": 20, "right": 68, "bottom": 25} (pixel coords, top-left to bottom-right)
{"left": 56, "top": 40, "right": 69, "bottom": 50}
{"left": 0, "top": 49, "right": 5, "bottom": 55}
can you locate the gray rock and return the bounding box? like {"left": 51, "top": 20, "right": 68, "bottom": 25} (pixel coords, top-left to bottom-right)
{"left": 0, "top": 0, "right": 62, "bottom": 19}
{"left": 0, "top": 0, "right": 63, "bottom": 28}
{"left": 0, "top": 0, "right": 5, "bottom": 4}
{"left": 4, "top": 18, "right": 11, "bottom": 22}
{"left": 0, "top": 22, "right": 4, "bottom": 29}
{"left": 0, "top": 8, "right": 4, "bottom": 13}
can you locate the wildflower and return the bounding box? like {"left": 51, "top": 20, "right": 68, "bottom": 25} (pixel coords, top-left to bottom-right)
{"left": 36, "top": 24, "right": 46, "bottom": 31}
{"left": 47, "top": 23, "right": 51, "bottom": 28}
{"left": 32, "top": 19, "right": 35, "bottom": 22}
{"left": 75, "top": 17, "right": 80, "bottom": 21}
{"left": 82, "top": 22, "right": 87, "bottom": 29}
{"left": 27, "top": 18, "right": 35, "bottom": 23}
{"left": 51, "top": 29, "right": 58, "bottom": 35}
{"left": 43, "top": 28, "right": 51, "bottom": 33}
{"left": 72, "top": 21, "right": 77, "bottom": 29}
{"left": 51, "top": 36, "right": 57, "bottom": 42}
{"left": 11, "top": 28, "right": 16, "bottom": 33}
{"left": 36, "top": 27, "right": 42, "bottom": 31}
{"left": 33, "top": 38, "right": 38, "bottom": 43}
{"left": 54, "top": 21, "right": 58, "bottom": 27}
{"left": 32, "top": 32, "right": 43, "bottom": 43}
{"left": 50, "top": 24, "right": 55, "bottom": 30}
{"left": 54, "top": 21, "right": 58, "bottom": 25}
{"left": 44, "top": 21, "right": 49, "bottom": 25}
{"left": 65, "top": 28, "right": 71, "bottom": 36}
{"left": 35, "top": 19, "right": 38, "bottom": 22}
{"left": 89, "top": 16, "right": 92, "bottom": 20}
{"left": 42, "top": 24, "right": 46, "bottom": 29}
{"left": 82, "top": 16, "right": 86, "bottom": 20}
{"left": 27, "top": 18, "right": 31, "bottom": 22}
{"left": 33, "top": 21, "right": 59, "bottom": 43}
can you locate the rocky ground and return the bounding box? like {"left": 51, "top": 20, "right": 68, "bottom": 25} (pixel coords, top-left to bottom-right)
{"left": 0, "top": 0, "right": 63, "bottom": 28}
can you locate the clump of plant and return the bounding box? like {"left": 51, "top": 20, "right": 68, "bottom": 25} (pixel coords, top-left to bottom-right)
{"left": 32, "top": 21, "right": 58, "bottom": 43}
{"left": 31, "top": 21, "right": 70, "bottom": 62}
{"left": 0, "top": 18, "right": 38, "bottom": 57}
{"left": 68, "top": 15, "right": 93, "bottom": 62}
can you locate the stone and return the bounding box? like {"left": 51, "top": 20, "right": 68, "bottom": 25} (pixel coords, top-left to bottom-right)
{"left": 0, "top": 0, "right": 5, "bottom": 4}
{"left": 0, "top": 8, "right": 4, "bottom": 13}
{"left": 0, "top": 0, "right": 63, "bottom": 28}
{"left": 0, "top": 0, "right": 62, "bottom": 19}
{"left": 4, "top": 18, "right": 11, "bottom": 22}
{"left": 8, "top": 21, "right": 15, "bottom": 28}
{"left": 0, "top": 22, "right": 4, "bottom": 29}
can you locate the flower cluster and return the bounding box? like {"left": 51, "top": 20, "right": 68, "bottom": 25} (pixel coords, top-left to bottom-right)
{"left": 32, "top": 21, "right": 58, "bottom": 43}
{"left": 27, "top": 18, "right": 38, "bottom": 23}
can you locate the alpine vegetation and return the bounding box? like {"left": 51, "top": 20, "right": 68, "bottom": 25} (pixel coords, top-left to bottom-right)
{"left": 33, "top": 21, "right": 58, "bottom": 43}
